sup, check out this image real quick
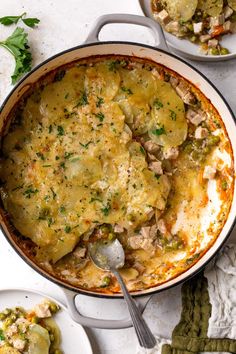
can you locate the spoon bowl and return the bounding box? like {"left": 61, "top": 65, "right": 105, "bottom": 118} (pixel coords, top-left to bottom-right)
{"left": 89, "top": 238, "right": 156, "bottom": 349}
{"left": 89, "top": 239, "right": 125, "bottom": 271}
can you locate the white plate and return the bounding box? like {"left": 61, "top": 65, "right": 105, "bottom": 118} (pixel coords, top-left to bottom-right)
{"left": 0, "top": 288, "right": 93, "bottom": 354}
{"left": 139, "top": 0, "right": 236, "bottom": 61}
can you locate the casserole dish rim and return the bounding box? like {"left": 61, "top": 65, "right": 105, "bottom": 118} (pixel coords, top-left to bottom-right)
{"left": 0, "top": 40, "right": 235, "bottom": 299}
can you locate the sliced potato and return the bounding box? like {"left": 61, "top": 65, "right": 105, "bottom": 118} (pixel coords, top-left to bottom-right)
{"left": 28, "top": 324, "right": 50, "bottom": 354}
{"left": 116, "top": 68, "right": 157, "bottom": 104}
{"left": 119, "top": 268, "right": 139, "bottom": 281}
{"left": 228, "top": 0, "right": 236, "bottom": 10}
{"left": 0, "top": 347, "right": 20, "bottom": 354}
{"left": 43, "top": 318, "right": 61, "bottom": 351}
{"left": 148, "top": 81, "right": 187, "bottom": 148}
{"left": 164, "top": 0, "right": 198, "bottom": 21}
{"left": 198, "top": 0, "right": 223, "bottom": 16}
{"left": 85, "top": 62, "right": 120, "bottom": 101}
{"left": 39, "top": 66, "right": 86, "bottom": 117}
{"left": 118, "top": 99, "right": 151, "bottom": 135}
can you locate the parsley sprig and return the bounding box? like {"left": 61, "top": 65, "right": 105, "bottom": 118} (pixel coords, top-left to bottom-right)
{"left": 0, "top": 12, "right": 40, "bottom": 84}
{"left": 0, "top": 27, "right": 32, "bottom": 83}
{"left": 0, "top": 12, "right": 40, "bottom": 28}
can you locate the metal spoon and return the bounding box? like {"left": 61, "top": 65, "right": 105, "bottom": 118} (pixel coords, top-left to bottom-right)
{"left": 89, "top": 238, "right": 156, "bottom": 349}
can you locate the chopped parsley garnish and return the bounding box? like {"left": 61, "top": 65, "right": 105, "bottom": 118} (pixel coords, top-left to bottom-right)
{"left": 38, "top": 207, "right": 50, "bottom": 220}
{"left": 95, "top": 112, "right": 105, "bottom": 122}
{"left": 36, "top": 151, "right": 45, "bottom": 160}
{"left": 79, "top": 141, "right": 92, "bottom": 149}
{"left": 169, "top": 109, "right": 177, "bottom": 121}
{"left": 153, "top": 99, "right": 163, "bottom": 110}
{"left": 48, "top": 217, "right": 53, "bottom": 227}
{"left": 0, "top": 329, "right": 5, "bottom": 341}
{"left": 50, "top": 187, "right": 57, "bottom": 199}
{"left": 42, "top": 164, "right": 51, "bottom": 167}
{"left": 221, "top": 180, "right": 228, "bottom": 190}
{"left": 59, "top": 206, "right": 66, "bottom": 213}
{"left": 57, "top": 125, "right": 64, "bottom": 136}
{"left": 54, "top": 70, "right": 66, "bottom": 82}
{"left": 74, "top": 91, "right": 88, "bottom": 107}
{"left": 23, "top": 187, "right": 38, "bottom": 198}
{"left": 140, "top": 146, "right": 146, "bottom": 155}
{"left": 12, "top": 184, "right": 24, "bottom": 191}
{"left": 48, "top": 124, "right": 53, "bottom": 133}
{"left": 64, "top": 152, "right": 74, "bottom": 159}
{"left": 70, "top": 157, "right": 80, "bottom": 162}
{"left": 60, "top": 162, "right": 65, "bottom": 169}
{"left": 108, "top": 59, "right": 127, "bottom": 71}
{"left": 64, "top": 92, "right": 69, "bottom": 99}
{"left": 152, "top": 125, "right": 166, "bottom": 136}
{"left": 64, "top": 225, "right": 71, "bottom": 233}
{"left": 121, "top": 86, "right": 133, "bottom": 95}
{"left": 108, "top": 60, "right": 119, "bottom": 71}
{"left": 96, "top": 96, "right": 104, "bottom": 107}
{"left": 101, "top": 204, "right": 111, "bottom": 216}
{"left": 90, "top": 197, "right": 102, "bottom": 203}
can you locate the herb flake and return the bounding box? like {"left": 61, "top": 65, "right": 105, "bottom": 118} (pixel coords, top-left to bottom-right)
{"left": 121, "top": 86, "right": 133, "bottom": 95}
{"left": 151, "top": 125, "right": 166, "bottom": 136}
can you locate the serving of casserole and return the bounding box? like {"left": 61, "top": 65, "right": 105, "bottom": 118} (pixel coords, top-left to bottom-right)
{"left": 0, "top": 54, "right": 234, "bottom": 294}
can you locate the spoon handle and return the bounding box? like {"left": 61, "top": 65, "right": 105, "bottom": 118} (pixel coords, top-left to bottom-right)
{"left": 113, "top": 269, "right": 156, "bottom": 349}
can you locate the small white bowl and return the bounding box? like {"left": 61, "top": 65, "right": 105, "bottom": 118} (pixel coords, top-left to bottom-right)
{"left": 0, "top": 288, "right": 93, "bottom": 354}
{"left": 139, "top": 0, "right": 236, "bottom": 61}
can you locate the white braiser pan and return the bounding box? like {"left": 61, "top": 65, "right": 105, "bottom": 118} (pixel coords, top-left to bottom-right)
{"left": 0, "top": 14, "right": 235, "bottom": 329}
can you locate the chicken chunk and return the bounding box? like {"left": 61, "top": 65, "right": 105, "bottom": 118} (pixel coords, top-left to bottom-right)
{"left": 200, "top": 34, "right": 211, "bottom": 43}
{"left": 155, "top": 9, "right": 170, "bottom": 25}
{"left": 186, "top": 108, "right": 206, "bottom": 126}
{"left": 224, "top": 6, "right": 234, "bottom": 19}
{"left": 163, "top": 147, "right": 179, "bottom": 160}
{"left": 73, "top": 247, "right": 86, "bottom": 258}
{"left": 141, "top": 225, "right": 157, "bottom": 239}
{"left": 193, "top": 22, "right": 203, "bottom": 34}
{"left": 6, "top": 324, "right": 18, "bottom": 336}
{"left": 203, "top": 165, "right": 216, "bottom": 179}
{"left": 208, "top": 39, "right": 219, "bottom": 47}
{"left": 148, "top": 153, "right": 157, "bottom": 162}
{"left": 129, "top": 234, "right": 153, "bottom": 251}
{"left": 157, "top": 219, "right": 167, "bottom": 234}
{"left": 129, "top": 225, "right": 157, "bottom": 252}
{"left": 169, "top": 76, "right": 179, "bottom": 88}
{"left": 151, "top": 68, "right": 162, "bottom": 79}
{"left": 195, "top": 127, "right": 208, "bottom": 139}
{"left": 149, "top": 161, "right": 163, "bottom": 175}
{"left": 210, "top": 14, "right": 225, "bottom": 28}
{"left": 223, "top": 20, "right": 233, "bottom": 33}
{"left": 34, "top": 301, "right": 51, "bottom": 318}
{"left": 175, "top": 82, "right": 196, "bottom": 105}
{"left": 114, "top": 224, "right": 124, "bottom": 233}
{"left": 143, "top": 140, "right": 159, "bottom": 153}
{"left": 12, "top": 338, "right": 26, "bottom": 351}
{"left": 166, "top": 21, "right": 181, "bottom": 35}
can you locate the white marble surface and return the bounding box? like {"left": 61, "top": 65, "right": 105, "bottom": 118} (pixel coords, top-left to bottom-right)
{"left": 0, "top": 1, "right": 236, "bottom": 353}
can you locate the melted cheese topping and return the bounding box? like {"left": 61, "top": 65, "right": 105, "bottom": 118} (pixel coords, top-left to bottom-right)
{"left": 0, "top": 57, "right": 234, "bottom": 293}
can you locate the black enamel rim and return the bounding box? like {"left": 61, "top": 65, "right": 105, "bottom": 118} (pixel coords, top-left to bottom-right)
{"left": 0, "top": 41, "right": 236, "bottom": 300}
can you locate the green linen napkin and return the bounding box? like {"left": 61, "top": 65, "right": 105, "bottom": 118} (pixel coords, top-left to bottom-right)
{"left": 162, "top": 274, "right": 236, "bottom": 354}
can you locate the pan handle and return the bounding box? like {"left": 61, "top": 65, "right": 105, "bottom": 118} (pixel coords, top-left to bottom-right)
{"left": 85, "top": 14, "right": 168, "bottom": 51}
{"left": 62, "top": 288, "right": 152, "bottom": 329}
